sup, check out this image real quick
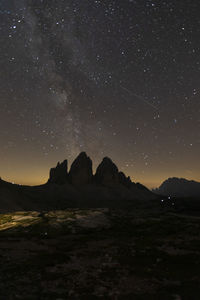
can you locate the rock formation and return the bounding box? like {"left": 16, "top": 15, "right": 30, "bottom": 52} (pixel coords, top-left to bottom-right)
{"left": 0, "top": 152, "right": 158, "bottom": 212}
{"left": 95, "top": 157, "right": 120, "bottom": 187}
{"left": 68, "top": 152, "right": 93, "bottom": 186}
{"left": 47, "top": 153, "right": 151, "bottom": 194}
{"left": 94, "top": 157, "right": 133, "bottom": 188}
{"left": 118, "top": 171, "right": 132, "bottom": 188}
{"left": 48, "top": 160, "right": 68, "bottom": 184}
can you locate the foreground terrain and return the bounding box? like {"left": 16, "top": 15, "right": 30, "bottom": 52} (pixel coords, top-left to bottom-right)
{"left": 0, "top": 203, "right": 200, "bottom": 299}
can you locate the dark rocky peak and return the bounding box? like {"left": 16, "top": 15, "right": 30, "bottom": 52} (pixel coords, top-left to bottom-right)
{"left": 95, "top": 157, "right": 119, "bottom": 187}
{"left": 69, "top": 152, "right": 93, "bottom": 186}
{"left": 118, "top": 171, "right": 132, "bottom": 188}
{"left": 153, "top": 177, "right": 200, "bottom": 197}
{"left": 48, "top": 160, "right": 68, "bottom": 184}
{"left": 47, "top": 153, "right": 151, "bottom": 192}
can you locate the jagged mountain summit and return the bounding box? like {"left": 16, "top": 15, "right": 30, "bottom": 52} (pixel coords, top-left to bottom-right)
{"left": 95, "top": 157, "right": 120, "bottom": 187}
{"left": 153, "top": 177, "right": 200, "bottom": 198}
{"left": 0, "top": 152, "right": 158, "bottom": 212}
{"left": 48, "top": 160, "right": 68, "bottom": 184}
{"left": 48, "top": 152, "right": 135, "bottom": 189}
{"left": 68, "top": 152, "right": 93, "bottom": 186}
{"left": 48, "top": 152, "right": 93, "bottom": 186}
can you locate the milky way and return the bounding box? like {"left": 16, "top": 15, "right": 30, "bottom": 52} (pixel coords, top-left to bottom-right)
{"left": 0, "top": 0, "right": 200, "bottom": 186}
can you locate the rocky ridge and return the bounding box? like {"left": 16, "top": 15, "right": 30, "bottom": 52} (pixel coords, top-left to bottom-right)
{"left": 153, "top": 177, "right": 200, "bottom": 197}
{"left": 48, "top": 152, "right": 140, "bottom": 190}
{"left": 0, "top": 152, "right": 157, "bottom": 212}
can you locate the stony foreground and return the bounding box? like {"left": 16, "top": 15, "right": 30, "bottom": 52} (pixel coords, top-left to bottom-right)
{"left": 0, "top": 207, "right": 200, "bottom": 299}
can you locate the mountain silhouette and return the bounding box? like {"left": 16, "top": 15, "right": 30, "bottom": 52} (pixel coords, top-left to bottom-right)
{"left": 153, "top": 177, "right": 200, "bottom": 198}
{"left": 0, "top": 152, "right": 157, "bottom": 212}
{"left": 68, "top": 152, "right": 93, "bottom": 186}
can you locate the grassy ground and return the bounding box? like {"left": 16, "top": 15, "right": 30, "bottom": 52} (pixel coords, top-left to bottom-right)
{"left": 0, "top": 207, "right": 200, "bottom": 299}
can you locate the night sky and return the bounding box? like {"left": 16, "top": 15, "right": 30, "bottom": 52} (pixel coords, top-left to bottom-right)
{"left": 0, "top": 0, "right": 200, "bottom": 188}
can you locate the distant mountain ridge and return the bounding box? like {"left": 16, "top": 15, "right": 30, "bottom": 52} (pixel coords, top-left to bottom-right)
{"left": 0, "top": 152, "right": 157, "bottom": 212}
{"left": 153, "top": 177, "right": 200, "bottom": 198}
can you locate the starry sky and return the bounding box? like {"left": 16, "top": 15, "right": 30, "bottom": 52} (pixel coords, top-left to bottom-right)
{"left": 0, "top": 0, "right": 200, "bottom": 188}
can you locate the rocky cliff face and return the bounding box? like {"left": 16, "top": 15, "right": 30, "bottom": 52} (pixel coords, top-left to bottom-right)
{"left": 118, "top": 171, "right": 132, "bottom": 188}
{"left": 68, "top": 152, "right": 93, "bottom": 186}
{"left": 95, "top": 157, "right": 132, "bottom": 188}
{"left": 47, "top": 152, "right": 149, "bottom": 194}
{"left": 95, "top": 157, "right": 120, "bottom": 187}
{"left": 48, "top": 160, "right": 68, "bottom": 184}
